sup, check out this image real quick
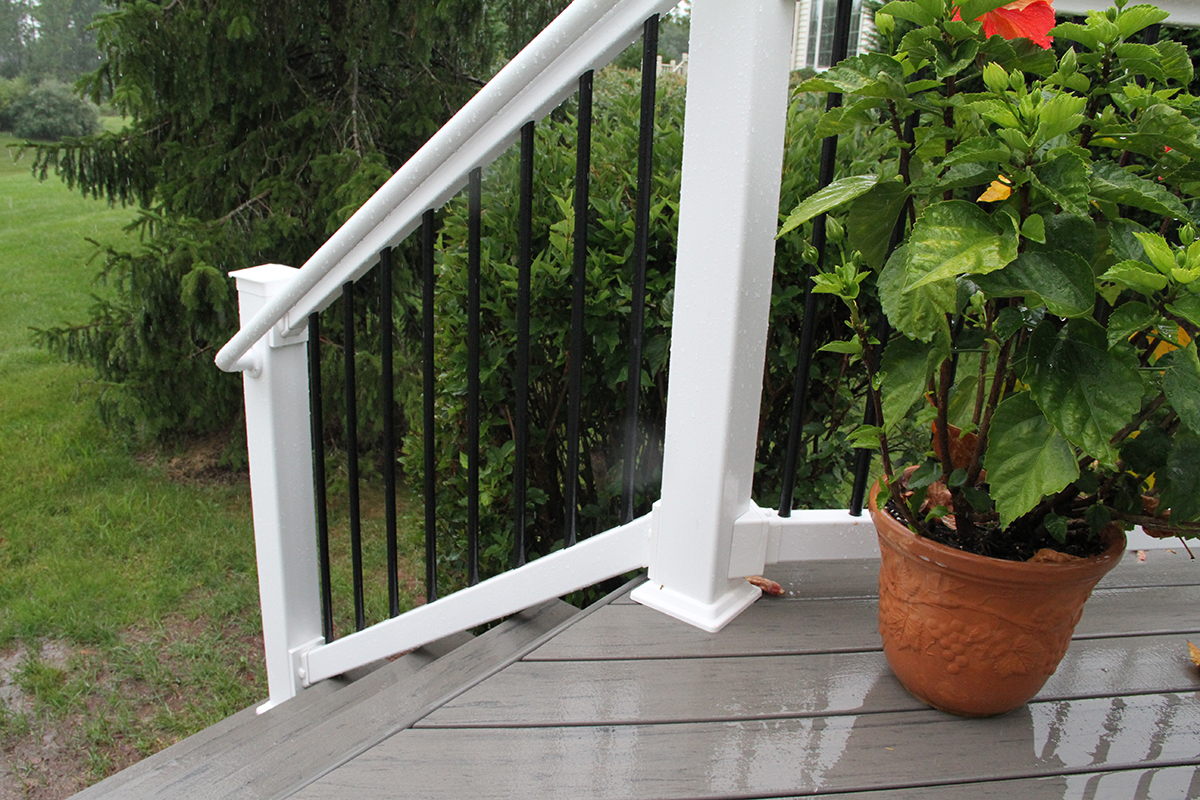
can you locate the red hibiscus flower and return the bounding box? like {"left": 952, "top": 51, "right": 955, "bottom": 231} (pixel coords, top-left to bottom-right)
{"left": 954, "top": 0, "right": 1055, "bottom": 50}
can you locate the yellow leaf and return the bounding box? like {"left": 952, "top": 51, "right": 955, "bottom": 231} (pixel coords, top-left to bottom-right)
{"left": 1153, "top": 326, "right": 1192, "bottom": 359}
{"left": 1190, "top": 641, "right": 1200, "bottom": 668}
{"left": 978, "top": 176, "right": 1013, "bottom": 203}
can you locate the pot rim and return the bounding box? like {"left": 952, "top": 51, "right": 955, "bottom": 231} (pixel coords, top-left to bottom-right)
{"left": 868, "top": 474, "right": 1127, "bottom": 586}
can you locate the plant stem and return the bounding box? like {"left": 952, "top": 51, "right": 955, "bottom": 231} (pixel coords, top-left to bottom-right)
{"left": 1109, "top": 392, "right": 1166, "bottom": 448}
{"left": 964, "top": 326, "right": 1013, "bottom": 489}
{"left": 936, "top": 351, "right": 954, "bottom": 482}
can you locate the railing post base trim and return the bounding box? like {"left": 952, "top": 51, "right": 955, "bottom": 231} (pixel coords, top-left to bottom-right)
{"left": 629, "top": 577, "right": 761, "bottom": 634}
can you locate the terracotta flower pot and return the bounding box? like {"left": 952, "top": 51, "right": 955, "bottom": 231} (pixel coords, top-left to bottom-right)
{"left": 869, "top": 478, "right": 1126, "bottom": 717}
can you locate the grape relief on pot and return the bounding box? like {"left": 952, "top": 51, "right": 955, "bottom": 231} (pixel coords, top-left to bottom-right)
{"left": 878, "top": 553, "right": 1084, "bottom": 678}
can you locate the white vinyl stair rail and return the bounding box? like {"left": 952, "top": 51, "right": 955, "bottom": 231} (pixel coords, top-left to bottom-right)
{"left": 216, "top": 0, "right": 680, "bottom": 375}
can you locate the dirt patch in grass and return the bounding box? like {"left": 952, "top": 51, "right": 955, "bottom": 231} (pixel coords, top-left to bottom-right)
{"left": 0, "top": 615, "right": 265, "bottom": 800}
{"left": 137, "top": 432, "right": 248, "bottom": 487}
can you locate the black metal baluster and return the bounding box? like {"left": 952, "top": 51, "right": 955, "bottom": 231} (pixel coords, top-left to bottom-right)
{"left": 513, "top": 121, "right": 535, "bottom": 569}
{"left": 849, "top": 109, "right": 915, "bottom": 515}
{"left": 343, "top": 282, "right": 365, "bottom": 631}
{"left": 849, "top": 319, "right": 889, "bottom": 515}
{"left": 778, "top": 0, "right": 854, "bottom": 518}
{"left": 565, "top": 70, "right": 593, "bottom": 549}
{"left": 422, "top": 209, "right": 438, "bottom": 603}
{"left": 622, "top": 14, "right": 659, "bottom": 524}
{"left": 308, "top": 312, "right": 333, "bottom": 643}
{"left": 380, "top": 247, "right": 400, "bottom": 617}
{"left": 467, "top": 168, "right": 482, "bottom": 585}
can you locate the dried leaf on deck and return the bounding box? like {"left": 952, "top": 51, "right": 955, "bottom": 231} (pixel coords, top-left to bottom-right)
{"left": 747, "top": 576, "right": 785, "bottom": 597}
{"left": 1189, "top": 641, "right": 1200, "bottom": 669}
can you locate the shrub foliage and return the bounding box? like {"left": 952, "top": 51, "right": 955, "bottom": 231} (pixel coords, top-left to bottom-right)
{"left": 10, "top": 83, "right": 99, "bottom": 140}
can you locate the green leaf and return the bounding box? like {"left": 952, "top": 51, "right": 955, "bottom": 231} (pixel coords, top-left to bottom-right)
{"left": 880, "top": 334, "right": 946, "bottom": 433}
{"left": 1105, "top": 301, "right": 1155, "bottom": 348}
{"left": 970, "top": 250, "right": 1094, "bottom": 318}
{"left": 1090, "top": 161, "right": 1192, "bottom": 222}
{"left": 984, "top": 393, "right": 1080, "bottom": 529}
{"left": 899, "top": 26, "right": 940, "bottom": 61}
{"left": 1099, "top": 260, "right": 1169, "bottom": 295}
{"left": 958, "top": 0, "right": 1011, "bottom": 21}
{"left": 1113, "top": 42, "right": 1166, "bottom": 83}
{"left": 994, "top": 306, "right": 1026, "bottom": 344}
{"left": 1021, "top": 214, "right": 1046, "bottom": 244}
{"left": 1115, "top": 4, "right": 1170, "bottom": 39}
{"left": 942, "top": 137, "right": 1011, "bottom": 170}
{"left": 1044, "top": 512, "right": 1069, "bottom": 544}
{"left": 846, "top": 424, "right": 885, "bottom": 448}
{"left": 1167, "top": 294, "right": 1200, "bottom": 328}
{"left": 1121, "top": 424, "right": 1170, "bottom": 476}
{"left": 1164, "top": 342, "right": 1200, "bottom": 435}
{"left": 931, "top": 164, "right": 997, "bottom": 194}
{"left": 1158, "top": 431, "right": 1200, "bottom": 523}
{"left": 969, "top": 98, "right": 1021, "bottom": 130}
{"left": 1132, "top": 231, "right": 1176, "bottom": 275}
{"left": 813, "top": 102, "right": 876, "bottom": 139}
{"left": 848, "top": 180, "right": 911, "bottom": 271}
{"left": 879, "top": 0, "right": 937, "bottom": 26}
{"left": 1049, "top": 22, "right": 1101, "bottom": 52}
{"left": 1022, "top": 251, "right": 1096, "bottom": 318}
{"left": 1032, "top": 152, "right": 1090, "bottom": 217}
{"left": 778, "top": 175, "right": 879, "bottom": 237}
{"left": 818, "top": 339, "right": 864, "bottom": 355}
{"left": 1026, "top": 320, "right": 1144, "bottom": 467}
{"left": 1044, "top": 213, "right": 1097, "bottom": 260}
{"left": 934, "top": 39, "right": 979, "bottom": 79}
{"left": 1009, "top": 40, "right": 1058, "bottom": 77}
{"left": 1034, "top": 93, "right": 1087, "bottom": 145}
{"left": 909, "top": 458, "right": 942, "bottom": 491}
{"left": 1156, "top": 40, "right": 1194, "bottom": 86}
{"left": 903, "top": 201, "right": 1017, "bottom": 292}
{"left": 879, "top": 244, "right": 955, "bottom": 342}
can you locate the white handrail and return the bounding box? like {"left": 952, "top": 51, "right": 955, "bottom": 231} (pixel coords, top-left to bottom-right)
{"left": 215, "top": 0, "right": 679, "bottom": 373}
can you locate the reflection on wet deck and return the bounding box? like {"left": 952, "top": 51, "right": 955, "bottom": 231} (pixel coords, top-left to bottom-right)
{"left": 292, "top": 550, "right": 1200, "bottom": 800}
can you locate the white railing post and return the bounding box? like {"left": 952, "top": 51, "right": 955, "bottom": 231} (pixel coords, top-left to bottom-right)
{"left": 630, "top": 0, "right": 794, "bottom": 631}
{"left": 231, "top": 264, "right": 324, "bottom": 712}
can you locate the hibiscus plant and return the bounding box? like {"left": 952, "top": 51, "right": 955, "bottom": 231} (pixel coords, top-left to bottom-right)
{"left": 780, "top": 0, "right": 1200, "bottom": 559}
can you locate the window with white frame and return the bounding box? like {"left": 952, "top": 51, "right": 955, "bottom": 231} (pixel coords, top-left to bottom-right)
{"left": 792, "top": 0, "right": 872, "bottom": 71}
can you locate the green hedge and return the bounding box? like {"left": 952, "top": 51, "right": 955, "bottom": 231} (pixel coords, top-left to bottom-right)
{"left": 9, "top": 84, "right": 99, "bottom": 141}
{"left": 393, "top": 69, "right": 896, "bottom": 589}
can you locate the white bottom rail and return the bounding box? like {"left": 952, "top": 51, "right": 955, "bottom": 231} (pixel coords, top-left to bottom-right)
{"left": 299, "top": 513, "right": 654, "bottom": 687}
{"left": 290, "top": 507, "right": 1173, "bottom": 695}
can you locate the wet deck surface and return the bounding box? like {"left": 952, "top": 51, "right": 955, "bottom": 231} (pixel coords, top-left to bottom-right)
{"left": 287, "top": 549, "right": 1200, "bottom": 799}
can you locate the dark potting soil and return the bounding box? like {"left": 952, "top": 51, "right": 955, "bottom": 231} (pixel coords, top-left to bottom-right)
{"left": 883, "top": 497, "right": 1113, "bottom": 563}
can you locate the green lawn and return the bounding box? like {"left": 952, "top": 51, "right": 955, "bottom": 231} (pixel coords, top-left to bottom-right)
{"left": 0, "top": 136, "right": 265, "bottom": 794}
{"left": 1, "top": 135, "right": 262, "bottom": 643}
{"left": 0, "top": 133, "right": 427, "bottom": 795}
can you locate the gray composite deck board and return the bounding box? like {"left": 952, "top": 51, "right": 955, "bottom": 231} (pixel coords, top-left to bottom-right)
{"left": 71, "top": 600, "right": 577, "bottom": 800}
{"left": 284, "top": 549, "right": 1200, "bottom": 800}
{"left": 528, "top": 584, "right": 1200, "bottom": 661}
{"left": 72, "top": 549, "right": 1200, "bottom": 799}
{"left": 291, "top": 692, "right": 1200, "bottom": 799}
{"left": 418, "top": 633, "right": 1200, "bottom": 727}
{"left": 75, "top": 630, "right": 483, "bottom": 799}
{"left": 774, "top": 765, "right": 1200, "bottom": 799}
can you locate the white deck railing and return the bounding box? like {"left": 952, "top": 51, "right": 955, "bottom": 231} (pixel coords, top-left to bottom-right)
{"left": 219, "top": 0, "right": 1180, "bottom": 714}
{"left": 223, "top": 0, "right": 819, "bottom": 712}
